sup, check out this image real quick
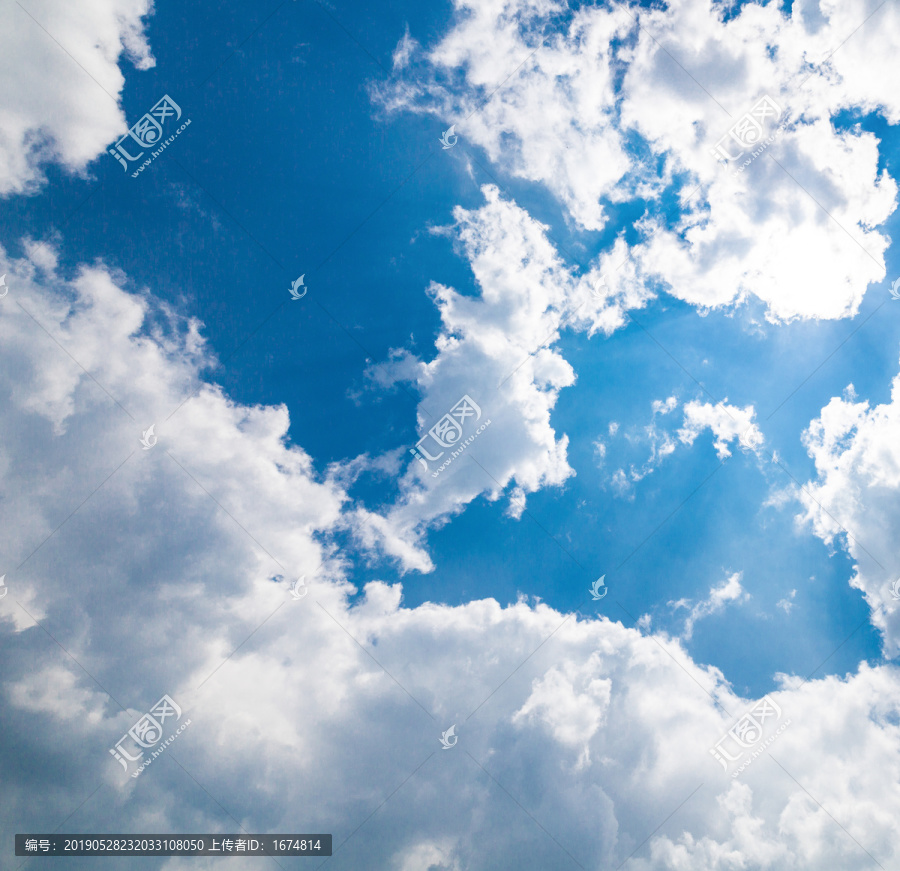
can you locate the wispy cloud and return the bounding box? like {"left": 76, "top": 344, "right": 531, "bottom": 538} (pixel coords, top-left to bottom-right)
{"left": 669, "top": 572, "right": 749, "bottom": 641}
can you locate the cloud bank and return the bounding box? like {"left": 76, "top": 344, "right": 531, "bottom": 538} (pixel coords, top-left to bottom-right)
{"left": 0, "top": 246, "right": 897, "bottom": 870}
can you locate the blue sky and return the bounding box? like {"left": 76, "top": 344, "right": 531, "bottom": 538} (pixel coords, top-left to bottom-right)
{"left": 3, "top": 0, "right": 900, "bottom": 868}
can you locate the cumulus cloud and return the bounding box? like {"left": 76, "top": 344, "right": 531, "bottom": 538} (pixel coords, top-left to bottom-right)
{"left": 652, "top": 396, "right": 678, "bottom": 416}
{"left": 4, "top": 5, "right": 900, "bottom": 867}
{"left": 371, "top": 0, "right": 641, "bottom": 232}
{"left": 356, "top": 186, "right": 580, "bottom": 570}
{"left": 620, "top": 0, "right": 896, "bottom": 323}
{"left": 0, "top": 241, "right": 350, "bottom": 663}
{"left": 0, "top": 0, "right": 154, "bottom": 195}
{"left": 794, "top": 361, "right": 900, "bottom": 656}
{"left": 1, "top": 246, "right": 899, "bottom": 871}
{"left": 375, "top": 0, "right": 898, "bottom": 323}
{"left": 678, "top": 399, "right": 763, "bottom": 459}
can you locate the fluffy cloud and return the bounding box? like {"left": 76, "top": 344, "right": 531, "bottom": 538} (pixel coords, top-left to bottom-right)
{"left": 678, "top": 399, "right": 763, "bottom": 459}
{"left": 371, "top": 0, "right": 642, "bottom": 232}
{"left": 1, "top": 247, "right": 899, "bottom": 871}
{"left": 795, "top": 367, "right": 900, "bottom": 656}
{"left": 357, "top": 186, "right": 582, "bottom": 569}
{"left": 620, "top": 0, "right": 896, "bottom": 321}
{"left": 4, "top": 3, "right": 900, "bottom": 866}
{"left": 0, "top": 0, "right": 154, "bottom": 195}
{"left": 376, "top": 0, "right": 898, "bottom": 323}
{"left": 0, "top": 241, "right": 349, "bottom": 658}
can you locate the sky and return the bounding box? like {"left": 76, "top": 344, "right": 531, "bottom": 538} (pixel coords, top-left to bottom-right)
{"left": 2, "top": 0, "right": 900, "bottom": 868}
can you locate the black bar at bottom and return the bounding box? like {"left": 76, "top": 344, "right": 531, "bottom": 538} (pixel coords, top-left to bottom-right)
{"left": 16, "top": 835, "right": 332, "bottom": 856}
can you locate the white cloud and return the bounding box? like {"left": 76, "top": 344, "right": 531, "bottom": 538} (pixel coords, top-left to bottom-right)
{"left": 512, "top": 659, "right": 612, "bottom": 769}
{"left": 0, "top": 242, "right": 350, "bottom": 621}
{"left": 795, "top": 357, "right": 900, "bottom": 656}
{"left": 610, "top": 466, "right": 632, "bottom": 498}
{"left": 376, "top": 0, "right": 898, "bottom": 323}
{"left": 609, "top": 398, "right": 761, "bottom": 495}
{"left": 618, "top": 0, "right": 896, "bottom": 323}
{"left": 652, "top": 396, "right": 678, "bottom": 416}
{"left": 615, "top": 398, "right": 679, "bottom": 484}
{"left": 372, "top": 1, "right": 636, "bottom": 232}
{"left": 392, "top": 26, "right": 418, "bottom": 70}
{"left": 0, "top": 0, "right": 154, "bottom": 195}
{"left": 1, "top": 251, "right": 900, "bottom": 870}
{"left": 356, "top": 186, "right": 578, "bottom": 570}
{"left": 3, "top": 6, "right": 900, "bottom": 865}
{"left": 777, "top": 590, "right": 797, "bottom": 614}
{"left": 679, "top": 399, "right": 763, "bottom": 460}
{"left": 669, "top": 571, "right": 749, "bottom": 640}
